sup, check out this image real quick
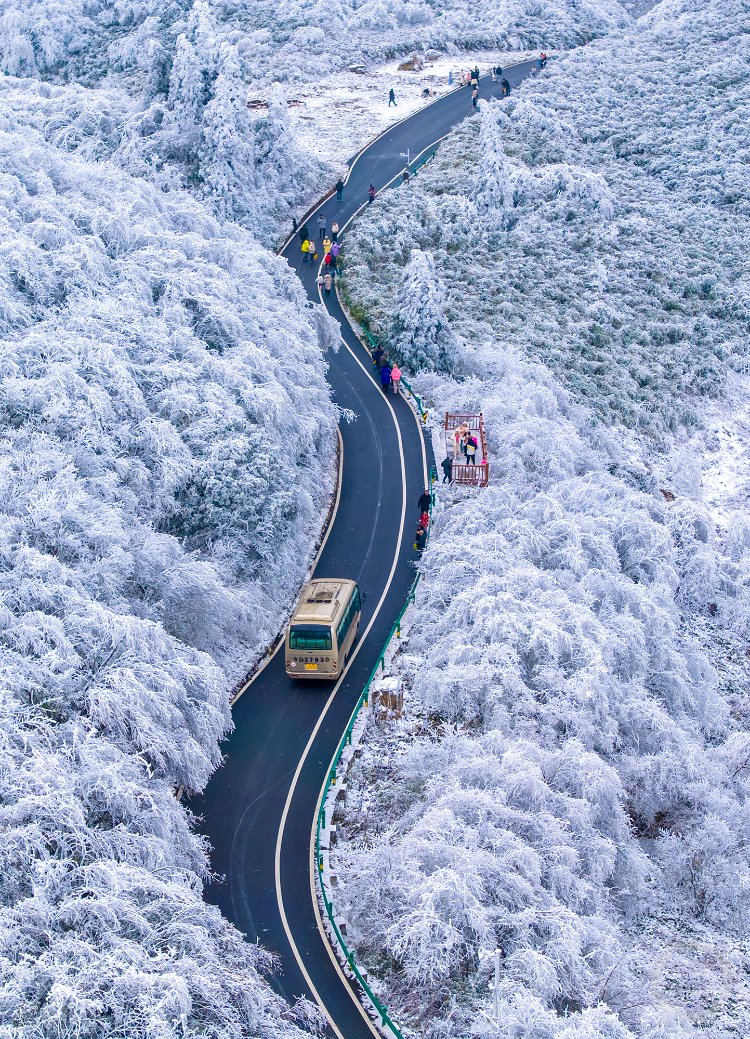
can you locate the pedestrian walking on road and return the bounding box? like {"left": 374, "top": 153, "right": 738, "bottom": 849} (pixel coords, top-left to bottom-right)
{"left": 472, "top": 87, "right": 478, "bottom": 108}
{"left": 502, "top": 77, "right": 511, "bottom": 96}
{"left": 331, "top": 241, "right": 340, "bottom": 258}
{"left": 379, "top": 362, "right": 392, "bottom": 392}
{"left": 389, "top": 87, "right": 396, "bottom": 106}
{"left": 331, "top": 220, "right": 339, "bottom": 242}
{"left": 441, "top": 456, "right": 453, "bottom": 483}
{"left": 372, "top": 345, "right": 385, "bottom": 367}
{"left": 300, "top": 224, "right": 309, "bottom": 242}
{"left": 390, "top": 363, "right": 401, "bottom": 395}
{"left": 292, "top": 216, "right": 298, "bottom": 232}
{"left": 418, "top": 489, "right": 432, "bottom": 512}
{"left": 323, "top": 236, "right": 332, "bottom": 256}
{"left": 301, "top": 237, "right": 311, "bottom": 263}
{"left": 419, "top": 509, "right": 430, "bottom": 530}
{"left": 414, "top": 525, "right": 427, "bottom": 554}
{"left": 368, "top": 184, "right": 376, "bottom": 204}
{"left": 335, "top": 178, "right": 345, "bottom": 201}
{"left": 316, "top": 274, "right": 324, "bottom": 293}
{"left": 323, "top": 271, "right": 332, "bottom": 296}
{"left": 317, "top": 213, "right": 326, "bottom": 238}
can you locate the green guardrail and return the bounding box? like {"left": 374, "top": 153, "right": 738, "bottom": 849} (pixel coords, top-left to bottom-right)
{"left": 359, "top": 325, "right": 428, "bottom": 423}
{"left": 315, "top": 471, "right": 436, "bottom": 1039}
{"left": 410, "top": 149, "right": 436, "bottom": 176}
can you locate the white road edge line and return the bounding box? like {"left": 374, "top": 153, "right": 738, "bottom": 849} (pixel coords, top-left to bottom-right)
{"left": 275, "top": 340, "right": 408, "bottom": 1038}
{"left": 230, "top": 425, "right": 345, "bottom": 707}
{"left": 308, "top": 333, "right": 424, "bottom": 1039}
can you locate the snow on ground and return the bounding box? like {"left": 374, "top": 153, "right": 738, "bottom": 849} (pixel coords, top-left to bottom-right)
{"left": 278, "top": 51, "right": 552, "bottom": 168}
{"left": 696, "top": 372, "right": 750, "bottom": 530}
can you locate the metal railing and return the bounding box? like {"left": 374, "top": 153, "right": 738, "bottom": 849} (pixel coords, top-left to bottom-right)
{"left": 315, "top": 473, "right": 436, "bottom": 1039}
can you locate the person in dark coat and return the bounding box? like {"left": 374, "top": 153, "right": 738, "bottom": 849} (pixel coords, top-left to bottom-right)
{"left": 379, "top": 363, "right": 392, "bottom": 392}
{"left": 502, "top": 78, "right": 511, "bottom": 96}
{"left": 415, "top": 526, "right": 427, "bottom": 553}
{"left": 418, "top": 490, "right": 432, "bottom": 512}
{"left": 389, "top": 87, "right": 396, "bottom": 106}
{"left": 335, "top": 178, "right": 345, "bottom": 201}
{"left": 299, "top": 224, "right": 309, "bottom": 242}
{"left": 441, "top": 456, "right": 453, "bottom": 483}
{"left": 371, "top": 345, "right": 385, "bottom": 368}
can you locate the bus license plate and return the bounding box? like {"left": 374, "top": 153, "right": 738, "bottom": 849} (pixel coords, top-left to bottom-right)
{"left": 305, "top": 663, "right": 317, "bottom": 670}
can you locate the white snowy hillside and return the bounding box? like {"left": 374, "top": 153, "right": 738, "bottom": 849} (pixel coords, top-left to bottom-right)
{"left": 333, "top": 0, "right": 750, "bottom": 1036}
{"left": 0, "top": 89, "right": 337, "bottom": 1036}
{"left": 0, "top": 0, "right": 632, "bottom": 239}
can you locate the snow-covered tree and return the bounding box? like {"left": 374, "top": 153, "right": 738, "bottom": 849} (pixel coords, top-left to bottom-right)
{"left": 389, "top": 248, "right": 461, "bottom": 372}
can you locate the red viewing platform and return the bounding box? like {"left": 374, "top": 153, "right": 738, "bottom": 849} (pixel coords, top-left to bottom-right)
{"left": 443, "top": 413, "right": 489, "bottom": 487}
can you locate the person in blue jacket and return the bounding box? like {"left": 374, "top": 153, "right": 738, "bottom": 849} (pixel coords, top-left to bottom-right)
{"left": 379, "top": 362, "right": 392, "bottom": 393}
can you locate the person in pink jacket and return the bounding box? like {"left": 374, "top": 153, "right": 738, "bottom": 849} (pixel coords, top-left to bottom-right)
{"left": 390, "top": 364, "right": 402, "bottom": 395}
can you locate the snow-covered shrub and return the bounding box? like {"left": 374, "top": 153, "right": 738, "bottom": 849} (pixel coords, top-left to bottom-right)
{"left": 0, "top": 123, "right": 338, "bottom": 679}
{"left": 0, "top": 677, "right": 320, "bottom": 1037}
{"left": 0, "top": 121, "right": 336, "bottom": 1031}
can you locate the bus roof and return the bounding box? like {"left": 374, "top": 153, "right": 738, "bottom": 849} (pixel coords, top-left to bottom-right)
{"left": 291, "top": 579, "right": 356, "bottom": 625}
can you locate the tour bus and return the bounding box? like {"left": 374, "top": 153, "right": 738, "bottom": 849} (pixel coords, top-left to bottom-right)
{"left": 285, "top": 578, "right": 362, "bottom": 680}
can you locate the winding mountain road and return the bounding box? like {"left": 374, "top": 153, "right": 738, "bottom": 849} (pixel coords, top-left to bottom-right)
{"left": 192, "top": 59, "right": 540, "bottom": 1037}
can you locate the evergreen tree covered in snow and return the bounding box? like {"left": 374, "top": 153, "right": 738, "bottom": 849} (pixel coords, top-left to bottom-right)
{"left": 390, "top": 249, "right": 461, "bottom": 372}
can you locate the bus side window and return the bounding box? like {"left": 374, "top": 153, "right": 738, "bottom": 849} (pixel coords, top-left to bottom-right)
{"left": 336, "top": 591, "right": 358, "bottom": 647}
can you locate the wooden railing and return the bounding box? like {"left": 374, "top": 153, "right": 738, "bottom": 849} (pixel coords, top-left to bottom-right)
{"left": 452, "top": 462, "right": 489, "bottom": 487}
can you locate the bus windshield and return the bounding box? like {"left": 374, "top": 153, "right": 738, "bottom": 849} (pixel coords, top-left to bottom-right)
{"left": 289, "top": 624, "right": 332, "bottom": 651}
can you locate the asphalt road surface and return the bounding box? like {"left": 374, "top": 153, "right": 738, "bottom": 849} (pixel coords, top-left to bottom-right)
{"left": 192, "top": 59, "right": 540, "bottom": 1038}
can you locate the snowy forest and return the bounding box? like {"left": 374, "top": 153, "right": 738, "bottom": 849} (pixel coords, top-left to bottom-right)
{"left": 335, "top": 0, "right": 750, "bottom": 1035}
{"left": 1, "top": 0, "right": 749, "bottom": 1034}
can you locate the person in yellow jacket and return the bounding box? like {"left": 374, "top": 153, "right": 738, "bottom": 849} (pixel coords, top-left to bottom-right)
{"left": 322, "top": 236, "right": 332, "bottom": 257}
{"left": 301, "top": 237, "right": 311, "bottom": 263}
